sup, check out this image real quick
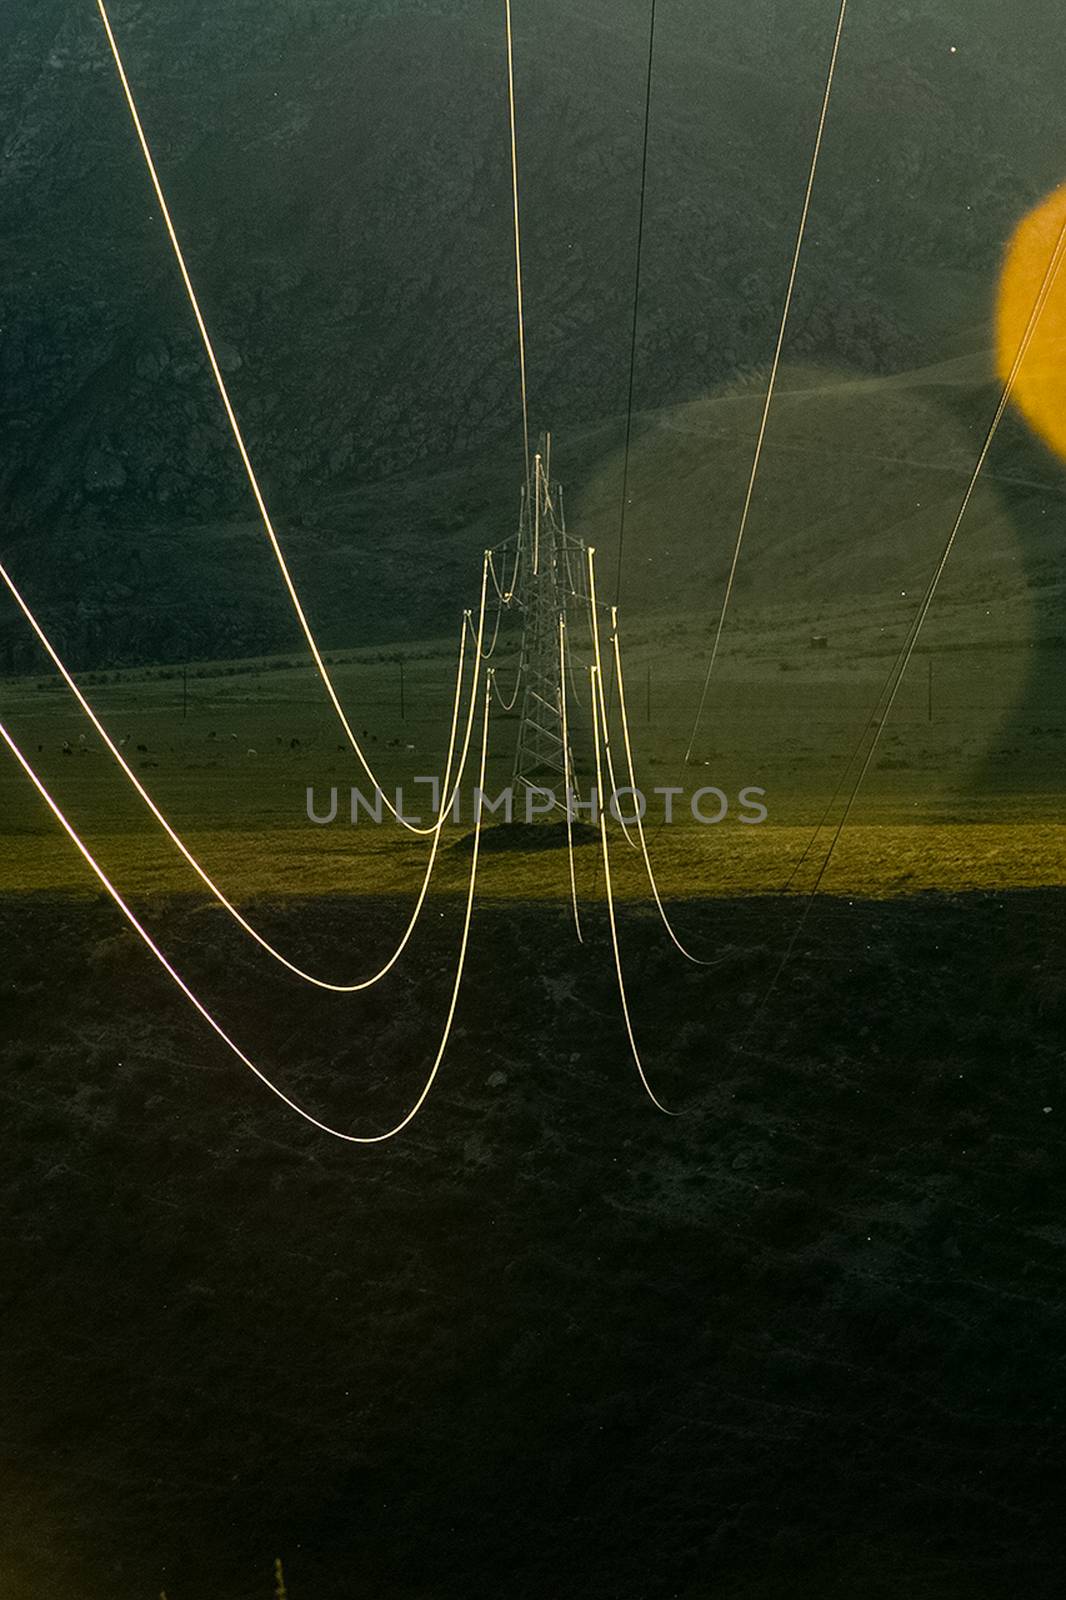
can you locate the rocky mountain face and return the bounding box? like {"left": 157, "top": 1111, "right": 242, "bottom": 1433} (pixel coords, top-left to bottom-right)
{"left": 1, "top": 0, "right": 1064, "bottom": 665}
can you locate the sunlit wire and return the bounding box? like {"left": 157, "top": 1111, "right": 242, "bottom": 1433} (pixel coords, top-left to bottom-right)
{"left": 469, "top": 563, "right": 507, "bottom": 661}
{"left": 743, "top": 198, "right": 1066, "bottom": 1039}
{"left": 585, "top": 547, "right": 639, "bottom": 850}
{"left": 503, "top": 0, "right": 532, "bottom": 510}
{"left": 684, "top": 0, "right": 850, "bottom": 762}
{"left": 562, "top": 595, "right": 587, "bottom": 707}
{"left": 95, "top": 0, "right": 436, "bottom": 837}
{"left": 0, "top": 552, "right": 488, "bottom": 991}
{"left": 612, "top": 0, "right": 659, "bottom": 612}
{"left": 558, "top": 613, "right": 584, "bottom": 942}
{"left": 492, "top": 637, "right": 526, "bottom": 711}
{"left": 609, "top": 608, "right": 716, "bottom": 965}
{"left": 590, "top": 664, "right": 678, "bottom": 1115}
{"left": 488, "top": 499, "right": 525, "bottom": 605}
{"left": 0, "top": 677, "right": 493, "bottom": 1144}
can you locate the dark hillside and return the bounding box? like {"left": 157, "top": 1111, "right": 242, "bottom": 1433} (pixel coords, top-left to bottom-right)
{"left": 2, "top": 1, "right": 1066, "bottom": 666}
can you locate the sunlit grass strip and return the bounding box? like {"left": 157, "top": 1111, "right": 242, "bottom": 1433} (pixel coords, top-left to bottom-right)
{"left": 0, "top": 680, "right": 494, "bottom": 1144}
{"left": 1, "top": 824, "right": 1064, "bottom": 900}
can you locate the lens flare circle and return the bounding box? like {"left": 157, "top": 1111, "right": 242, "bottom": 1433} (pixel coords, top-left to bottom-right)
{"left": 998, "top": 181, "right": 1066, "bottom": 462}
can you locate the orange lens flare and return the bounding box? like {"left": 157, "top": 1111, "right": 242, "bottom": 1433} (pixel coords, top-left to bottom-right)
{"left": 998, "top": 181, "right": 1066, "bottom": 462}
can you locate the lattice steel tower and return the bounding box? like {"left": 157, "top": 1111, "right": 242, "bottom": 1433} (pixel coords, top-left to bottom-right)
{"left": 491, "top": 435, "right": 591, "bottom": 804}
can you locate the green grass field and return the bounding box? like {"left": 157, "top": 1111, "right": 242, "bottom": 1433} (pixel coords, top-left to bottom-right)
{"left": 2, "top": 360, "right": 1064, "bottom": 901}
{"left": 1, "top": 599, "right": 1063, "bottom": 901}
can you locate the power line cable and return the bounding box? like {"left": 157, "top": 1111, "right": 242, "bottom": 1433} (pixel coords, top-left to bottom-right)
{"left": 609, "top": 608, "right": 718, "bottom": 965}
{"left": 0, "top": 550, "right": 490, "bottom": 990}
{"left": 0, "top": 673, "right": 494, "bottom": 1144}
{"left": 683, "top": 0, "right": 849, "bottom": 763}
{"left": 740, "top": 201, "right": 1066, "bottom": 1041}
{"left": 504, "top": 0, "right": 532, "bottom": 510}
{"left": 586, "top": 547, "right": 639, "bottom": 850}
{"left": 590, "top": 661, "right": 678, "bottom": 1115}
{"left": 95, "top": 0, "right": 442, "bottom": 837}
{"left": 558, "top": 613, "right": 584, "bottom": 942}
{"left": 611, "top": 0, "right": 659, "bottom": 612}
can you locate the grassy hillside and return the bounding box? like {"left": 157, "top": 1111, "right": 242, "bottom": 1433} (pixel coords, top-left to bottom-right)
{"left": 5, "top": 340, "right": 1066, "bottom": 660}
{"left": 3, "top": 0, "right": 1066, "bottom": 670}
{"left": 4, "top": 350, "right": 1065, "bottom": 891}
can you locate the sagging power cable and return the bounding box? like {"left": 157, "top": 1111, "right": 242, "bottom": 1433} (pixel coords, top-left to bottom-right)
{"left": 586, "top": 547, "right": 639, "bottom": 851}
{"left": 743, "top": 197, "right": 1066, "bottom": 1039}
{"left": 589, "top": 662, "right": 678, "bottom": 1116}
{"left": 503, "top": 0, "right": 532, "bottom": 509}
{"left": 611, "top": 0, "right": 660, "bottom": 613}
{"left": 0, "top": 676, "right": 494, "bottom": 1144}
{"left": 558, "top": 613, "right": 584, "bottom": 943}
{"left": 0, "top": 551, "right": 490, "bottom": 991}
{"left": 683, "top": 0, "right": 850, "bottom": 763}
{"left": 95, "top": 0, "right": 446, "bottom": 837}
{"left": 609, "top": 609, "right": 717, "bottom": 965}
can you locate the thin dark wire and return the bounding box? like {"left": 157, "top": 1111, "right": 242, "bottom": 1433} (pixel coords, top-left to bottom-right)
{"left": 645, "top": 0, "right": 847, "bottom": 847}
{"left": 590, "top": 0, "right": 658, "bottom": 900}
{"left": 504, "top": 0, "right": 532, "bottom": 512}
{"left": 737, "top": 205, "right": 1066, "bottom": 1051}
{"left": 684, "top": 0, "right": 849, "bottom": 762}
{"left": 612, "top": 0, "right": 659, "bottom": 612}
{"left": 778, "top": 658, "right": 901, "bottom": 893}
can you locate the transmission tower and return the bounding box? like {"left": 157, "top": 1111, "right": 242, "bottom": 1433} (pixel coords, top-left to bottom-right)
{"left": 493, "top": 435, "right": 591, "bottom": 804}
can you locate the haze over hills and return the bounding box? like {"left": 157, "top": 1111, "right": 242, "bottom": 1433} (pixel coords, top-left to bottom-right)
{"left": 2, "top": 0, "right": 1066, "bottom": 669}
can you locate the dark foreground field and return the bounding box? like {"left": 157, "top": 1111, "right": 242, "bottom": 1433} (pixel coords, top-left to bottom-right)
{"left": 1, "top": 889, "right": 1064, "bottom": 1599}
